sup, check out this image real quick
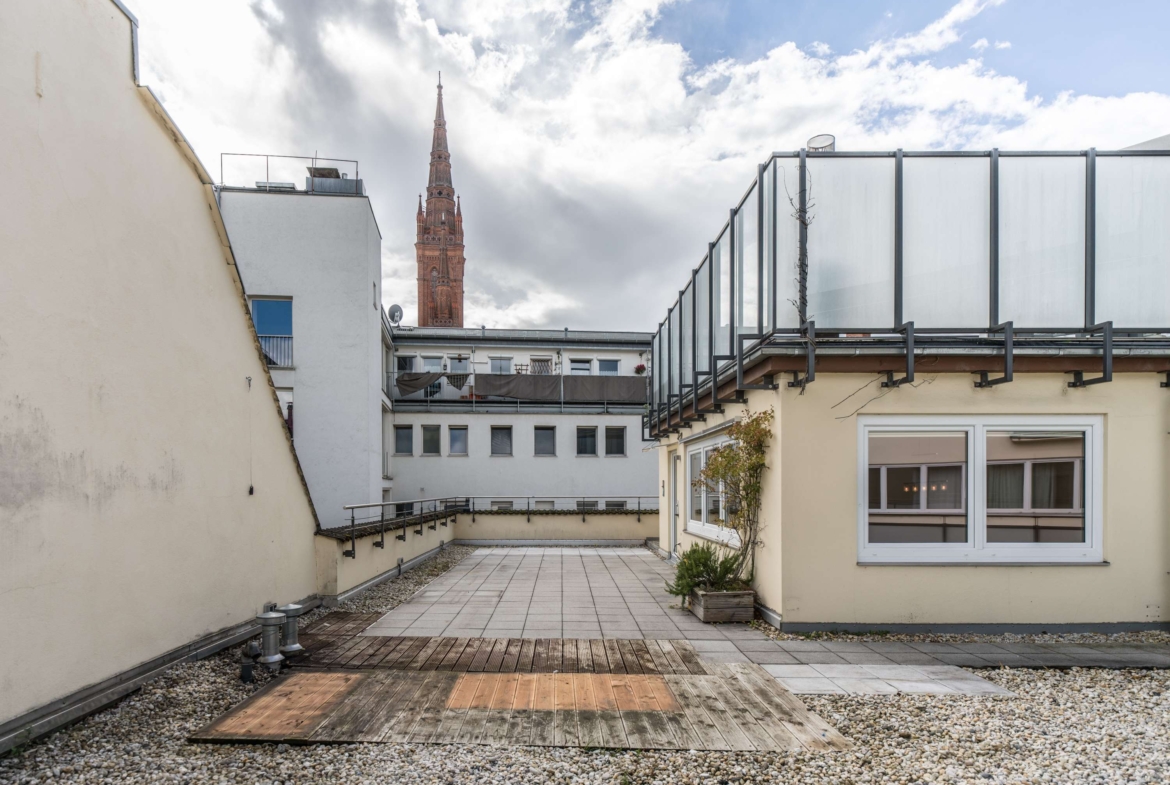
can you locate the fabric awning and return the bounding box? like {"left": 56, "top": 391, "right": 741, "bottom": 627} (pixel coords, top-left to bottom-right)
{"left": 395, "top": 372, "right": 445, "bottom": 395}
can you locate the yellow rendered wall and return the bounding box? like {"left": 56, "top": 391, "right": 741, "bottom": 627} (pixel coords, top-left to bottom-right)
{"left": 454, "top": 512, "right": 657, "bottom": 543}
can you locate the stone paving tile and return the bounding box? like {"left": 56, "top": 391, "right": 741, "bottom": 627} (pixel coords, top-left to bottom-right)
{"left": 688, "top": 640, "right": 741, "bottom": 652}
{"left": 778, "top": 677, "right": 846, "bottom": 694}
{"left": 745, "top": 651, "right": 801, "bottom": 665}
{"left": 832, "top": 678, "right": 899, "bottom": 695}
{"left": 886, "top": 679, "right": 957, "bottom": 694}
{"left": 761, "top": 664, "right": 820, "bottom": 678}
{"left": 839, "top": 652, "right": 897, "bottom": 665}
{"left": 791, "top": 652, "right": 849, "bottom": 665}
{"left": 734, "top": 640, "right": 783, "bottom": 651}
{"left": 701, "top": 651, "right": 752, "bottom": 664}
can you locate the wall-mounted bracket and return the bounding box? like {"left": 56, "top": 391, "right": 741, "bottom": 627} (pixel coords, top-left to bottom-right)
{"left": 395, "top": 530, "right": 406, "bottom": 541}
{"left": 414, "top": 524, "right": 424, "bottom": 536}
{"left": 1068, "top": 322, "right": 1113, "bottom": 388}
{"left": 1161, "top": 372, "right": 1170, "bottom": 388}
{"left": 881, "top": 321, "right": 915, "bottom": 388}
{"left": 788, "top": 320, "right": 816, "bottom": 389}
{"left": 974, "top": 321, "right": 1014, "bottom": 388}
{"left": 737, "top": 333, "right": 779, "bottom": 391}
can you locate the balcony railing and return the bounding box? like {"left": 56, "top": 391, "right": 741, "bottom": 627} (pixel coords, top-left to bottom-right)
{"left": 388, "top": 371, "right": 648, "bottom": 411}
{"left": 649, "top": 147, "right": 1170, "bottom": 435}
{"left": 258, "top": 335, "right": 293, "bottom": 367}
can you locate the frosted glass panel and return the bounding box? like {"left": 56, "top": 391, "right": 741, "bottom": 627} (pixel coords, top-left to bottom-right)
{"left": 999, "top": 156, "right": 1085, "bottom": 327}
{"left": 806, "top": 158, "right": 895, "bottom": 328}
{"left": 761, "top": 163, "right": 774, "bottom": 332}
{"left": 773, "top": 159, "right": 801, "bottom": 328}
{"left": 903, "top": 157, "right": 990, "bottom": 327}
{"left": 712, "top": 236, "right": 731, "bottom": 356}
{"left": 668, "top": 306, "right": 681, "bottom": 395}
{"left": 737, "top": 184, "right": 760, "bottom": 334}
{"left": 695, "top": 259, "right": 711, "bottom": 374}
{"left": 680, "top": 282, "right": 693, "bottom": 384}
{"left": 1096, "top": 156, "right": 1170, "bottom": 327}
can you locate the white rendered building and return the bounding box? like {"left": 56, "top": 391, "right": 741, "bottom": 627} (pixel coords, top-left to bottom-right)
{"left": 388, "top": 327, "right": 656, "bottom": 511}
{"left": 217, "top": 169, "right": 392, "bottom": 528}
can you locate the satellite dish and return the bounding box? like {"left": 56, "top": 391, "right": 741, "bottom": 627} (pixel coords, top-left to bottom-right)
{"left": 388, "top": 304, "right": 404, "bottom": 325}
{"left": 807, "top": 133, "right": 836, "bottom": 152}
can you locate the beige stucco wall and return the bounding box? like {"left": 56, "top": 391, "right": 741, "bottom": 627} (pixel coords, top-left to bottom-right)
{"left": 316, "top": 524, "right": 449, "bottom": 599}
{"left": 658, "top": 372, "right": 1170, "bottom": 626}
{"left": 454, "top": 511, "right": 657, "bottom": 543}
{"left": 0, "top": 0, "right": 318, "bottom": 724}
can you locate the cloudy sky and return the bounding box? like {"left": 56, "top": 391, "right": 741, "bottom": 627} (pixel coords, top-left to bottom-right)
{"left": 131, "top": 0, "right": 1170, "bottom": 331}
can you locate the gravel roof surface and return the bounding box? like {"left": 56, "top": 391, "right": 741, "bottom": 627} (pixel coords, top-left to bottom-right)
{"left": 749, "top": 619, "right": 1170, "bottom": 646}
{"left": 3, "top": 546, "right": 1167, "bottom": 784}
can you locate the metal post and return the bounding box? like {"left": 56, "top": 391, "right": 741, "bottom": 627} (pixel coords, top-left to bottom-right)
{"left": 1085, "top": 148, "right": 1096, "bottom": 327}
{"left": 894, "top": 149, "right": 904, "bottom": 327}
{"left": 691, "top": 268, "right": 699, "bottom": 419}
{"left": 637, "top": 496, "right": 641, "bottom": 523}
{"left": 708, "top": 242, "right": 716, "bottom": 406}
{"left": 343, "top": 508, "right": 356, "bottom": 558}
{"left": 989, "top": 149, "right": 1000, "bottom": 326}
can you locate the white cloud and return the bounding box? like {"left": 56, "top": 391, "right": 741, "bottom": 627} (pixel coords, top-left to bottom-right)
{"left": 995, "top": 40, "right": 1012, "bottom": 49}
{"left": 971, "top": 37, "right": 989, "bottom": 50}
{"left": 130, "top": 0, "right": 1170, "bottom": 330}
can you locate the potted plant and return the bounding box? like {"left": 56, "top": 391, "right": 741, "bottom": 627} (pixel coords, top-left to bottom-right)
{"left": 666, "top": 408, "right": 774, "bottom": 622}
{"left": 634, "top": 363, "right": 647, "bottom": 376}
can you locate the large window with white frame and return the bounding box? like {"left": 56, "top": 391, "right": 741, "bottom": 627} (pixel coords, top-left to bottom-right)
{"left": 858, "top": 415, "right": 1102, "bottom": 564}
{"left": 685, "top": 436, "right": 740, "bottom": 545}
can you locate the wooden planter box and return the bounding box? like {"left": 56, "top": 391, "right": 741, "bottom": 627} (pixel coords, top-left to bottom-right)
{"left": 689, "top": 588, "right": 755, "bottom": 623}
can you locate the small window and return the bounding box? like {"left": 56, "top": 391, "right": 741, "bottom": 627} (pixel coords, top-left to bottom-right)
{"left": 605, "top": 500, "right": 627, "bottom": 510}
{"left": 251, "top": 299, "right": 292, "bottom": 336}
{"left": 422, "top": 425, "right": 441, "bottom": 455}
{"left": 534, "top": 500, "right": 555, "bottom": 510}
{"left": 531, "top": 358, "right": 552, "bottom": 375}
{"left": 491, "top": 500, "right": 514, "bottom": 511}
{"left": 394, "top": 425, "right": 413, "bottom": 455}
{"left": 605, "top": 426, "right": 626, "bottom": 456}
{"left": 577, "top": 426, "right": 597, "bottom": 456}
{"left": 570, "top": 359, "right": 591, "bottom": 375}
{"left": 449, "top": 356, "right": 470, "bottom": 373}
{"left": 449, "top": 426, "right": 468, "bottom": 455}
{"left": 534, "top": 426, "right": 556, "bottom": 456}
{"left": 490, "top": 358, "right": 512, "bottom": 374}
{"left": 598, "top": 360, "right": 619, "bottom": 376}
{"left": 576, "top": 500, "right": 599, "bottom": 511}
{"left": 396, "top": 355, "right": 415, "bottom": 372}
{"left": 491, "top": 426, "right": 513, "bottom": 456}
{"left": 422, "top": 357, "right": 443, "bottom": 398}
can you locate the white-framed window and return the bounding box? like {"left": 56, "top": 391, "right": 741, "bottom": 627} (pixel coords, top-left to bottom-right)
{"left": 598, "top": 359, "right": 619, "bottom": 376}
{"left": 531, "top": 357, "right": 553, "bottom": 375}
{"left": 576, "top": 500, "right": 599, "bottom": 511}
{"left": 570, "top": 359, "right": 591, "bottom": 375}
{"left": 491, "top": 500, "right": 514, "bottom": 510}
{"left": 489, "top": 357, "right": 512, "bottom": 374}
{"left": 534, "top": 426, "right": 556, "bottom": 456}
{"left": 686, "top": 435, "right": 740, "bottom": 545}
{"left": 421, "top": 425, "right": 441, "bottom": 455}
{"left": 449, "top": 356, "right": 470, "bottom": 373}
{"left": 534, "top": 499, "right": 555, "bottom": 510}
{"left": 858, "top": 415, "right": 1103, "bottom": 564}
{"left": 490, "top": 426, "right": 513, "bottom": 456}
{"left": 394, "top": 425, "right": 413, "bottom": 455}
{"left": 396, "top": 355, "right": 415, "bottom": 372}
{"left": 605, "top": 500, "right": 627, "bottom": 510}
{"left": 449, "top": 426, "right": 468, "bottom": 455}
{"left": 576, "top": 426, "right": 597, "bottom": 456}
{"left": 604, "top": 426, "right": 626, "bottom": 456}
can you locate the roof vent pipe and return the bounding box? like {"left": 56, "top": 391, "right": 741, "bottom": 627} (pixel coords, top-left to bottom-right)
{"left": 807, "top": 134, "right": 836, "bottom": 152}
{"left": 256, "top": 611, "right": 287, "bottom": 671}
{"left": 277, "top": 604, "right": 305, "bottom": 656}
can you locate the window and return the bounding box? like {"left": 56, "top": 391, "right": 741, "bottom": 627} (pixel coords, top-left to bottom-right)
{"left": 531, "top": 358, "right": 552, "bottom": 375}
{"left": 598, "top": 360, "right": 619, "bottom": 376}
{"left": 394, "top": 425, "right": 413, "bottom": 455}
{"left": 605, "top": 427, "right": 626, "bottom": 456}
{"left": 396, "top": 355, "right": 415, "bottom": 372}
{"left": 422, "top": 357, "right": 442, "bottom": 398}
{"left": 490, "top": 357, "right": 512, "bottom": 374}
{"left": 576, "top": 500, "right": 599, "bottom": 511}
{"left": 490, "top": 426, "right": 513, "bottom": 456}
{"left": 605, "top": 500, "right": 627, "bottom": 510}
{"left": 491, "top": 500, "right": 514, "bottom": 511}
{"left": 570, "top": 359, "right": 591, "bottom": 375}
{"left": 449, "top": 426, "right": 468, "bottom": 455}
{"left": 859, "top": 416, "right": 1102, "bottom": 564}
{"left": 534, "top": 426, "right": 556, "bottom": 456}
{"left": 251, "top": 299, "right": 293, "bottom": 367}
{"left": 534, "top": 500, "right": 555, "bottom": 510}
{"left": 422, "top": 425, "right": 441, "bottom": 455}
{"left": 449, "top": 356, "right": 470, "bottom": 373}
{"left": 577, "top": 426, "right": 597, "bottom": 456}
{"left": 686, "top": 438, "right": 738, "bottom": 544}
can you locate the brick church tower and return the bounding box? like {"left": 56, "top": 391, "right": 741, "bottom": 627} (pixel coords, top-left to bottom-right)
{"left": 415, "top": 74, "right": 464, "bottom": 327}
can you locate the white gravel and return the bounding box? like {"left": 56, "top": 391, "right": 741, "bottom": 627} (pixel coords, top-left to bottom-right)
{"left": 4, "top": 545, "right": 1168, "bottom": 784}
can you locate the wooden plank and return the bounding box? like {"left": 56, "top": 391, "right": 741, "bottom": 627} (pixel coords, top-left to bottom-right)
{"left": 662, "top": 675, "right": 732, "bottom": 751}
{"left": 481, "top": 673, "right": 519, "bottom": 745}
{"left": 610, "top": 676, "right": 656, "bottom": 747}
{"left": 365, "top": 637, "right": 411, "bottom": 668}
{"left": 529, "top": 674, "right": 556, "bottom": 745}
{"left": 532, "top": 639, "right": 550, "bottom": 672}
{"left": 500, "top": 639, "right": 523, "bottom": 672}
{"left": 725, "top": 663, "right": 850, "bottom": 751}
{"left": 504, "top": 674, "right": 537, "bottom": 746}
{"left": 590, "top": 640, "right": 610, "bottom": 673}
{"left": 445, "top": 674, "right": 483, "bottom": 709}
{"left": 355, "top": 637, "right": 402, "bottom": 669}
{"left": 552, "top": 673, "right": 579, "bottom": 747}
{"left": 715, "top": 669, "right": 805, "bottom": 751}
{"left": 671, "top": 641, "right": 709, "bottom": 675}
{"left": 576, "top": 639, "right": 595, "bottom": 673}
{"left": 562, "top": 639, "right": 578, "bottom": 673}
{"left": 703, "top": 676, "right": 781, "bottom": 751}
{"left": 405, "top": 637, "right": 445, "bottom": 670}
{"left": 573, "top": 674, "right": 605, "bottom": 747}
{"left": 335, "top": 636, "right": 378, "bottom": 667}
{"left": 630, "top": 640, "right": 660, "bottom": 675}
{"left": 589, "top": 674, "right": 628, "bottom": 748}
{"left": 311, "top": 672, "right": 405, "bottom": 742}
{"left": 677, "top": 677, "right": 754, "bottom": 750}
{"left": 453, "top": 674, "right": 497, "bottom": 743}
{"left": 485, "top": 638, "right": 510, "bottom": 673}
{"left": 517, "top": 639, "right": 536, "bottom": 672}
{"left": 213, "top": 671, "right": 363, "bottom": 741}
{"left": 547, "top": 639, "right": 563, "bottom": 672}
{"left": 380, "top": 637, "right": 427, "bottom": 669}
{"left": 644, "top": 640, "right": 675, "bottom": 675}
{"left": 420, "top": 637, "right": 457, "bottom": 671}
{"left": 376, "top": 672, "right": 448, "bottom": 742}
{"left": 602, "top": 641, "right": 626, "bottom": 674}
{"left": 438, "top": 638, "right": 471, "bottom": 670}
{"left": 311, "top": 634, "right": 365, "bottom": 667}
{"left": 625, "top": 676, "right": 678, "bottom": 749}
{"left": 646, "top": 678, "right": 704, "bottom": 750}
{"left": 469, "top": 638, "right": 499, "bottom": 672}
{"left": 454, "top": 638, "right": 483, "bottom": 671}
{"left": 655, "top": 640, "right": 690, "bottom": 675}
{"left": 616, "top": 640, "right": 644, "bottom": 674}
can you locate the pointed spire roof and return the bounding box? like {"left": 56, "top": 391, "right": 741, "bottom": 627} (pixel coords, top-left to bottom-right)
{"left": 430, "top": 72, "right": 448, "bottom": 157}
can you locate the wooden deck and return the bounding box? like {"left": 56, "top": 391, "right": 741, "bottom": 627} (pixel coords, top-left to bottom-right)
{"left": 191, "top": 664, "right": 850, "bottom": 751}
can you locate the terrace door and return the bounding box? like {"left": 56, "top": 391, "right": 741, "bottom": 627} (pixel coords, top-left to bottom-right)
{"left": 670, "top": 453, "right": 680, "bottom": 555}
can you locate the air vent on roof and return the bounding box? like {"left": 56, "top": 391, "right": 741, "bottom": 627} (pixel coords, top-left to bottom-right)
{"left": 307, "top": 167, "right": 341, "bottom": 178}
{"left": 807, "top": 134, "right": 836, "bottom": 151}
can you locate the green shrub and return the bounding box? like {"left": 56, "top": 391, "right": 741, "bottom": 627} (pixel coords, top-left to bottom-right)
{"left": 665, "top": 543, "right": 746, "bottom": 599}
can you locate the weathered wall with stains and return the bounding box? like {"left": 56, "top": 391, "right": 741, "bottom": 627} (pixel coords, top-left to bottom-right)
{"left": 0, "top": 0, "right": 318, "bottom": 725}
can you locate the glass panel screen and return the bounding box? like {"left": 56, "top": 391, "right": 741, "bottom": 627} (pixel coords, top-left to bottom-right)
{"left": 668, "top": 305, "right": 681, "bottom": 396}
{"left": 680, "top": 282, "right": 693, "bottom": 386}
{"left": 867, "top": 431, "right": 967, "bottom": 543}
{"left": 806, "top": 157, "right": 895, "bottom": 329}
{"left": 712, "top": 235, "right": 731, "bottom": 358}
{"left": 737, "top": 184, "right": 760, "bottom": 335}
{"left": 903, "top": 157, "right": 991, "bottom": 328}
{"left": 761, "top": 161, "right": 774, "bottom": 333}
{"left": 986, "top": 431, "right": 1084, "bottom": 543}
{"left": 694, "top": 259, "right": 711, "bottom": 375}
{"left": 1095, "top": 156, "right": 1170, "bottom": 327}
{"left": 773, "top": 159, "right": 802, "bottom": 329}
{"left": 998, "top": 156, "right": 1085, "bottom": 327}
{"left": 690, "top": 453, "right": 703, "bottom": 520}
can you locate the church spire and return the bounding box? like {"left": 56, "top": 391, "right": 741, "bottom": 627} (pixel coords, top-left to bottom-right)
{"left": 416, "top": 72, "right": 465, "bottom": 327}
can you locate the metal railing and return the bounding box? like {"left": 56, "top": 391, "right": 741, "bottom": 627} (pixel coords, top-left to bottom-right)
{"left": 387, "top": 371, "right": 648, "bottom": 413}
{"left": 331, "top": 495, "right": 658, "bottom": 558}
{"left": 258, "top": 335, "right": 293, "bottom": 367}
{"left": 219, "top": 153, "right": 361, "bottom": 194}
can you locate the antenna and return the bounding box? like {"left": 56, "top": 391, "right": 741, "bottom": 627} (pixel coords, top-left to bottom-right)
{"left": 388, "top": 304, "right": 404, "bottom": 325}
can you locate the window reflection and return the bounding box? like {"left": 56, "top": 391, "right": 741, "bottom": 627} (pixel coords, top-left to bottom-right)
{"left": 867, "top": 432, "right": 967, "bottom": 543}
{"left": 986, "top": 432, "right": 1084, "bottom": 543}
